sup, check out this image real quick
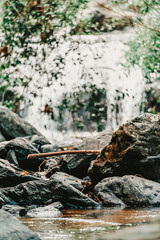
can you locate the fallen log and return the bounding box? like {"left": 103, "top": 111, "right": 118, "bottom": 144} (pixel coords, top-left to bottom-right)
{"left": 27, "top": 150, "right": 101, "bottom": 159}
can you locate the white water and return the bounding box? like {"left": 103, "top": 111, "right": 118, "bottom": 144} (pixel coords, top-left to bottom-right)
{"left": 17, "top": 27, "right": 144, "bottom": 144}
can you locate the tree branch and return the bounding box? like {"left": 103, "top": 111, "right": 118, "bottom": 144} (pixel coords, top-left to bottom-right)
{"left": 27, "top": 150, "right": 101, "bottom": 159}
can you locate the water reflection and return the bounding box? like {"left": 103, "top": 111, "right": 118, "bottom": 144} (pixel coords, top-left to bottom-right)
{"left": 20, "top": 208, "right": 160, "bottom": 240}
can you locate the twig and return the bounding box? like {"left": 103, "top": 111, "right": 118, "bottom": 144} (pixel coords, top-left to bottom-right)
{"left": 27, "top": 150, "right": 101, "bottom": 159}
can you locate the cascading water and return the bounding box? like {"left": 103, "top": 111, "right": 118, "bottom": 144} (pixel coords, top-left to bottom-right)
{"left": 18, "top": 27, "right": 144, "bottom": 144}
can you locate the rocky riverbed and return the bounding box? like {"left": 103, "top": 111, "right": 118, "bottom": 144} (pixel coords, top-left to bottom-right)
{"left": 0, "top": 105, "right": 160, "bottom": 239}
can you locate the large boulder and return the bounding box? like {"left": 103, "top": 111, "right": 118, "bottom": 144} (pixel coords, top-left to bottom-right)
{"left": 94, "top": 175, "right": 160, "bottom": 207}
{"left": 0, "top": 177, "right": 100, "bottom": 209}
{"left": 60, "top": 130, "right": 112, "bottom": 178}
{"left": 89, "top": 114, "right": 160, "bottom": 184}
{"left": 0, "top": 159, "right": 39, "bottom": 187}
{"left": 0, "top": 209, "right": 40, "bottom": 240}
{"left": 0, "top": 105, "right": 44, "bottom": 140}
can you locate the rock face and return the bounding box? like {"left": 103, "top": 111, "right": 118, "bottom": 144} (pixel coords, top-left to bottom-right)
{"left": 0, "top": 177, "right": 100, "bottom": 209}
{"left": 60, "top": 130, "right": 112, "bottom": 178}
{"left": 89, "top": 114, "right": 160, "bottom": 184}
{"left": 89, "top": 218, "right": 160, "bottom": 240}
{"left": 94, "top": 175, "right": 160, "bottom": 207}
{"left": 0, "top": 106, "right": 43, "bottom": 140}
{"left": 0, "top": 209, "right": 40, "bottom": 240}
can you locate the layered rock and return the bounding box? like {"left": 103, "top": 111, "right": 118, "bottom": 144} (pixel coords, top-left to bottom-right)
{"left": 0, "top": 176, "right": 100, "bottom": 209}
{"left": 89, "top": 114, "right": 160, "bottom": 184}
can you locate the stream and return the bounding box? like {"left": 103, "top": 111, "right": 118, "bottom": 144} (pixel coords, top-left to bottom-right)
{"left": 20, "top": 208, "right": 160, "bottom": 240}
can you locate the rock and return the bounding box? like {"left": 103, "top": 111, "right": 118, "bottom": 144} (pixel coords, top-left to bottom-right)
{"left": 0, "top": 197, "right": 4, "bottom": 208}
{"left": 89, "top": 218, "right": 160, "bottom": 240}
{"left": 2, "top": 204, "right": 27, "bottom": 216}
{"left": 50, "top": 172, "right": 84, "bottom": 191}
{"left": 144, "top": 81, "right": 160, "bottom": 114}
{"left": 0, "top": 141, "right": 8, "bottom": 159}
{"left": 6, "top": 149, "right": 19, "bottom": 166}
{"left": 0, "top": 209, "right": 41, "bottom": 240}
{"left": 5, "top": 137, "right": 43, "bottom": 171}
{"left": 94, "top": 175, "right": 160, "bottom": 207}
{"left": 50, "top": 201, "right": 64, "bottom": 211}
{"left": 26, "top": 135, "right": 50, "bottom": 152}
{"left": 41, "top": 144, "right": 59, "bottom": 153}
{"left": 0, "top": 105, "right": 43, "bottom": 140}
{"left": 0, "top": 159, "right": 39, "bottom": 187}
{"left": 1, "top": 178, "right": 100, "bottom": 209}
{"left": 60, "top": 130, "right": 112, "bottom": 178}
{"left": 27, "top": 204, "right": 61, "bottom": 218}
{"left": 89, "top": 113, "right": 160, "bottom": 184}
{"left": 91, "top": 10, "right": 105, "bottom": 26}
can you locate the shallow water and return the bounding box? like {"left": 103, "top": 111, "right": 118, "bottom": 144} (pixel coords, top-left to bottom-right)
{"left": 20, "top": 207, "right": 160, "bottom": 240}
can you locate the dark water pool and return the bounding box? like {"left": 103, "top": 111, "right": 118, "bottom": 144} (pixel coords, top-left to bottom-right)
{"left": 20, "top": 208, "right": 160, "bottom": 240}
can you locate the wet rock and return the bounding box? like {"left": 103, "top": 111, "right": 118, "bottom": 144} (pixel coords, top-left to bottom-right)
{"left": 2, "top": 204, "right": 27, "bottom": 216}
{"left": 0, "top": 105, "right": 43, "bottom": 140}
{"left": 89, "top": 218, "right": 160, "bottom": 240}
{"left": 89, "top": 114, "right": 160, "bottom": 184}
{"left": 0, "top": 159, "right": 39, "bottom": 187}
{"left": 94, "top": 175, "right": 160, "bottom": 207}
{"left": 27, "top": 204, "right": 61, "bottom": 218}
{"left": 50, "top": 172, "right": 84, "bottom": 191}
{"left": 0, "top": 209, "right": 41, "bottom": 240}
{"left": 1, "top": 178, "right": 100, "bottom": 209}
{"left": 60, "top": 130, "right": 112, "bottom": 178}
{"left": 5, "top": 137, "right": 43, "bottom": 171}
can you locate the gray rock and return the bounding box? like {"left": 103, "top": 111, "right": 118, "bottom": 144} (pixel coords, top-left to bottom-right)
{"left": 2, "top": 204, "right": 27, "bottom": 216}
{"left": 26, "top": 135, "right": 50, "bottom": 152}
{"left": 50, "top": 201, "right": 64, "bottom": 211}
{"left": 50, "top": 172, "right": 84, "bottom": 191}
{"left": 0, "top": 105, "right": 43, "bottom": 140}
{"left": 89, "top": 113, "right": 160, "bottom": 184}
{"left": 41, "top": 144, "right": 59, "bottom": 153}
{"left": 0, "top": 159, "right": 39, "bottom": 187}
{"left": 0, "top": 209, "right": 41, "bottom": 240}
{"left": 89, "top": 218, "right": 160, "bottom": 240}
{"left": 27, "top": 204, "right": 61, "bottom": 218}
{"left": 5, "top": 137, "right": 43, "bottom": 171}
{"left": 0, "top": 178, "right": 101, "bottom": 209}
{"left": 60, "top": 130, "right": 112, "bottom": 178}
{"left": 94, "top": 175, "right": 160, "bottom": 207}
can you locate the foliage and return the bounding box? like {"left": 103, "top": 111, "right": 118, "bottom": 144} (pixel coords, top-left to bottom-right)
{"left": 0, "top": 0, "right": 88, "bottom": 110}
{"left": 56, "top": 84, "right": 107, "bottom": 132}
{"left": 126, "top": 1, "right": 160, "bottom": 82}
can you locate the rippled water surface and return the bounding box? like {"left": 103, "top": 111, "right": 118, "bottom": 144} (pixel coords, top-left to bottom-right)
{"left": 20, "top": 208, "right": 160, "bottom": 240}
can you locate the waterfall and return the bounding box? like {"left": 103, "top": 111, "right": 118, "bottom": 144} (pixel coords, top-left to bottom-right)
{"left": 18, "top": 27, "right": 144, "bottom": 144}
